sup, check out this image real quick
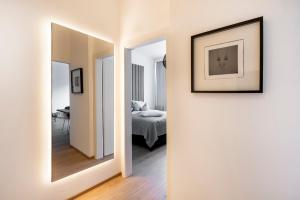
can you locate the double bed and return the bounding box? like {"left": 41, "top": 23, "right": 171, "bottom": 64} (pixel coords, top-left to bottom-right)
{"left": 132, "top": 109, "right": 166, "bottom": 150}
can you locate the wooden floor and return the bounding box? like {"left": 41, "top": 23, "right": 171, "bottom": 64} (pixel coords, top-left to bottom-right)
{"left": 73, "top": 144, "right": 166, "bottom": 200}
{"left": 52, "top": 118, "right": 113, "bottom": 181}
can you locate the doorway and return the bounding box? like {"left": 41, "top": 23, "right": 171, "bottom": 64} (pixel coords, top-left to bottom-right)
{"left": 124, "top": 39, "right": 167, "bottom": 199}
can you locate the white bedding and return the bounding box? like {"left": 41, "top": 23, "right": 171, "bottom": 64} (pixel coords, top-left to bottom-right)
{"left": 132, "top": 110, "right": 166, "bottom": 148}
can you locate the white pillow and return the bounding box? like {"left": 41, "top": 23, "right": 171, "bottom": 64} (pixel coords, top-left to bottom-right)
{"left": 141, "top": 110, "right": 162, "bottom": 117}
{"left": 141, "top": 102, "right": 149, "bottom": 111}
{"left": 131, "top": 100, "right": 147, "bottom": 111}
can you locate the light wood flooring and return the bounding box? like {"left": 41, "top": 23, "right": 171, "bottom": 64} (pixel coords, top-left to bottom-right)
{"left": 73, "top": 144, "right": 167, "bottom": 200}
{"left": 52, "top": 118, "right": 113, "bottom": 181}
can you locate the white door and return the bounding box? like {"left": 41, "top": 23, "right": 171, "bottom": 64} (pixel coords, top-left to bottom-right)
{"left": 102, "top": 56, "right": 114, "bottom": 156}
{"left": 95, "top": 58, "right": 104, "bottom": 159}
{"left": 95, "top": 56, "right": 114, "bottom": 159}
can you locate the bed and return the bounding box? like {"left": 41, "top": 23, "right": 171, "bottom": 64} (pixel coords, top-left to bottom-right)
{"left": 132, "top": 110, "right": 166, "bottom": 150}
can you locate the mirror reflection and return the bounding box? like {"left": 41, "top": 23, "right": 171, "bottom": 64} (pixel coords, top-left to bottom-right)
{"left": 51, "top": 24, "right": 114, "bottom": 181}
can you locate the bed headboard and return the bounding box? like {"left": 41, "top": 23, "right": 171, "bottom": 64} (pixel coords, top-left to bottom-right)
{"left": 132, "top": 64, "right": 144, "bottom": 101}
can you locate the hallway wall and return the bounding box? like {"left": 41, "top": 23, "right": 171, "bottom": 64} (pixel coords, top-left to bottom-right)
{"left": 168, "top": 0, "right": 300, "bottom": 199}
{"left": 0, "top": 0, "right": 120, "bottom": 199}
{"left": 120, "top": 0, "right": 300, "bottom": 199}
{"left": 2, "top": 0, "right": 300, "bottom": 199}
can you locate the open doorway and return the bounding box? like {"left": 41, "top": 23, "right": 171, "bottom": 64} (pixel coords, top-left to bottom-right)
{"left": 51, "top": 61, "right": 71, "bottom": 149}
{"left": 125, "top": 39, "right": 167, "bottom": 199}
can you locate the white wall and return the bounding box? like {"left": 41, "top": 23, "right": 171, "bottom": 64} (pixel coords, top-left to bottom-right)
{"left": 3, "top": 0, "right": 300, "bottom": 199}
{"left": 168, "top": 0, "right": 300, "bottom": 200}
{"left": 0, "top": 0, "right": 120, "bottom": 199}
{"left": 120, "top": 0, "right": 170, "bottom": 43}
{"left": 68, "top": 28, "right": 92, "bottom": 157}
{"left": 131, "top": 50, "right": 156, "bottom": 109}
{"left": 121, "top": 0, "right": 300, "bottom": 200}
{"left": 51, "top": 62, "right": 70, "bottom": 113}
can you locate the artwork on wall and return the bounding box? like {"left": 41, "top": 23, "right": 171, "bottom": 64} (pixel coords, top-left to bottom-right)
{"left": 71, "top": 68, "right": 83, "bottom": 93}
{"left": 191, "top": 17, "right": 263, "bottom": 93}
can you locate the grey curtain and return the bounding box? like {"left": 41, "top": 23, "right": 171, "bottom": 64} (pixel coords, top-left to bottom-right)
{"left": 132, "top": 64, "right": 144, "bottom": 101}
{"left": 155, "top": 61, "right": 166, "bottom": 111}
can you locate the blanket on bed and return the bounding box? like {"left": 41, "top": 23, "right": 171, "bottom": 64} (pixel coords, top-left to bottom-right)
{"left": 132, "top": 110, "right": 166, "bottom": 148}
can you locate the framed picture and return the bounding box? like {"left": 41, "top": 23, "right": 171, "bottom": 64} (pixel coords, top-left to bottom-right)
{"left": 191, "top": 17, "right": 263, "bottom": 93}
{"left": 71, "top": 68, "right": 83, "bottom": 94}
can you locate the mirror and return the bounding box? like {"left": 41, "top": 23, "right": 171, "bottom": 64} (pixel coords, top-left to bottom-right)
{"left": 51, "top": 24, "right": 114, "bottom": 181}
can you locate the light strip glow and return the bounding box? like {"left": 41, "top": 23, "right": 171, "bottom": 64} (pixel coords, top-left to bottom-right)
{"left": 51, "top": 20, "right": 114, "bottom": 44}
{"left": 39, "top": 20, "right": 52, "bottom": 183}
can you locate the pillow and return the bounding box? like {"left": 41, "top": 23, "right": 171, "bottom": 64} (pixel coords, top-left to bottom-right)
{"left": 141, "top": 102, "right": 149, "bottom": 111}
{"left": 131, "top": 100, "right": 147, "bottom": 111}
{"left": 131, "top": 100, "right": 140, "bottom": 111}
{"left": 141, "top": 110, "right": 162, "bottom": 117}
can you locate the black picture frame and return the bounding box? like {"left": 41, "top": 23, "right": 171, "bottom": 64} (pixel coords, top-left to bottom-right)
{"left": 71, "top": 68, "right": 83, "bottom": 94}
{"left": 191, "top": 17, "right": 263, "bottom": 93}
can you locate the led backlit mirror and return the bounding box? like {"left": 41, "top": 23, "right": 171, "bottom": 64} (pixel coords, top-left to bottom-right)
{"left": 51, "top": 23, "right": 114, "bottom": 181}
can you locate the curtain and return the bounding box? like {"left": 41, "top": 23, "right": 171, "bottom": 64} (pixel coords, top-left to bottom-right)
{"left": 132, "top": 64, "right": 144, "bottom": 101}
{"left": 155, "top": 61, "right": 166, "bottom": 111}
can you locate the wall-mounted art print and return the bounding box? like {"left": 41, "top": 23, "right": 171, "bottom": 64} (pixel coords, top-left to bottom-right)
{"left": 191, "top": 17, "right": 263, "bottom": 93}
{"left": 71, "top": 68, "right": 83, "bottom": 93}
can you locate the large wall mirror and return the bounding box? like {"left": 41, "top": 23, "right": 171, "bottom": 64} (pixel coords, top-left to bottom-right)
{"left": 51, "top": 23, "right": 114, "bottom": 181}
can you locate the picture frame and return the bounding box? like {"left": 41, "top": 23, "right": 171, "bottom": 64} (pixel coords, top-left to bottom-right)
{"left": 71, "top": 68, "right": 83, "bottom": 94}
{"left": 191, "top": 17, "right": 263, "bottom": 93}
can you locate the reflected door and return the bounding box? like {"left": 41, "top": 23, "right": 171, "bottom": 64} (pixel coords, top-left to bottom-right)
{"left": 95, "top": 56, "right": 114, "bottom": 159}
{"left": 103, "top": 56, "right": 114, "bottom": 156}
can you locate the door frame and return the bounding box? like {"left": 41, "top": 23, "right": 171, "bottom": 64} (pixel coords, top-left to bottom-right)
{"left": 95, "top": 57, "right": 104, "bottom": 160}
{"left": 123, "top": 36, "right": 167, "bottom": 177}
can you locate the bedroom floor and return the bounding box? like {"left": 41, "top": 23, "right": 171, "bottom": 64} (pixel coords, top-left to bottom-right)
{"left": 74, "top": 144, "right": 167, "bottom": 200}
